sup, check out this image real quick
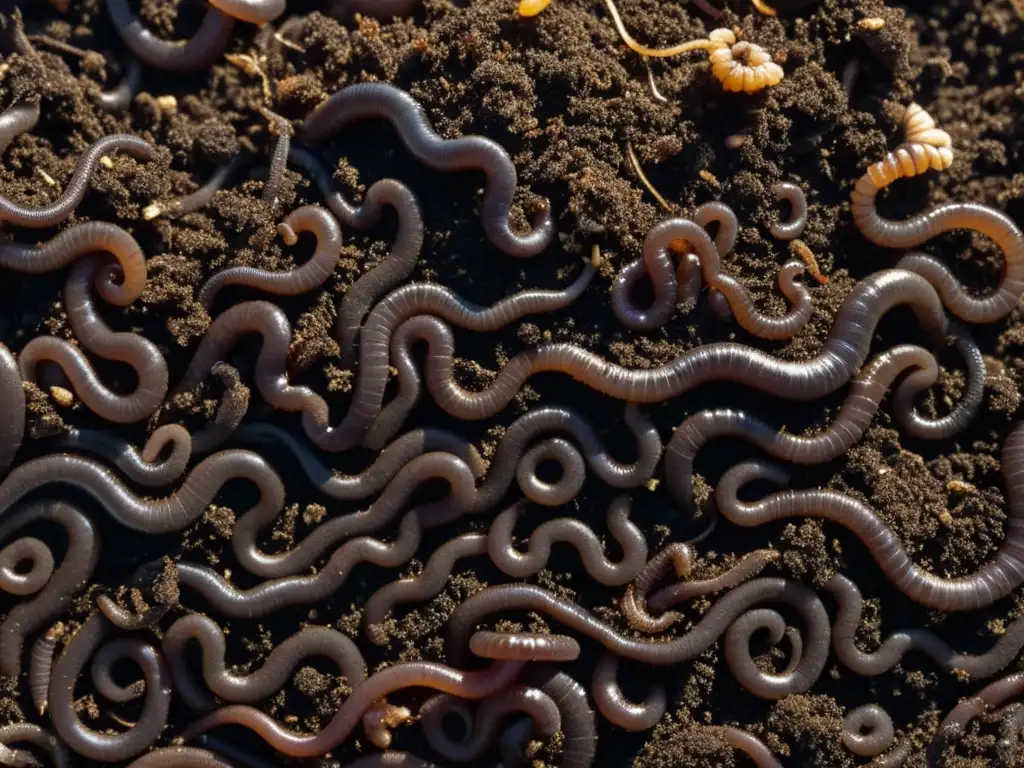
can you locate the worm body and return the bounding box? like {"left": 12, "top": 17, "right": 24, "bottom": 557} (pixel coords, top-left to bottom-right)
{"left": 97, "top": 595, "right": 171, "bottom": 631}
{"left": 0, "top": 101, "right": 40, "bottom": 156}
{"left": 105, "top": 0, "right": 236, "bottom": 72}
{"left": 52, "top": 424, "right": 192, "bottom": 487}
{"left": 191, "top": 362, "right": 250, "bottom": 453}
{"left": 299, "top": 83, "right": 555, "bottom": 258}
{"left": 262, "top": 113, "right": 292, "bottom": 213}
{"left": 646, "top": 549, "right": 780, "bottom": 613}
{"left": 515, "top": 437, "right": 586, "bottom": 505}
{"left": 525, "top": 667, "right": 597, "bottom": 768}
{"left": 725, "top": 606, "right": 821, "bottom": 698}
{"left": 592, "top": 652, "right": 666, "bottom": 731}
{"left": 720, "top": 726, "right": 783, "bottom": 768}
{"left": 470, "top": 631, "right": 581, "bottom": 661}
{"left": 198, "top": 205, "right": 341, "bottom": 310}
{"left": 29, "top": 625, "right": 63, "bottom": 715}
{"left": 209, "top": 0, "right": 286, "bottom": 24}
{"left": 929, "top": 670, "right": 1024, "bottom": 759}
{"left": 96, "top": 57, "right": 143, "bottom": 112}
{"left": 717, "top": 420, "right": 1024, "bottom": 612}
{"left": 0, "top": 723, "right": 71, "bottom": 768}
{"left": 843, "top": 704, "right": 895, "bottom": 757}
{"left": 621, "top": 543, "right": 694, "bottom": 633}
{"left": 0, "top": 536, "right": 54, "bottom": 595}
{"left": 125, "top": 748, "right": 232, "bottom": 768}
{"left": 0, "top": 344, "right": 23, "bottom": 474}
{"left": 0, "top": 134, "right": 152, "bottom": 228}
{"left": 770, "top": 182, "right": 808, "bottom": 240}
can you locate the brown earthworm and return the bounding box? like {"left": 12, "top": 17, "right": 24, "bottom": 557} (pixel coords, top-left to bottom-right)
{"left": 29, "top": 624, "right": 63, "bottom": 715}
{"left": 0, "top": 501, "right": 98, "bottom": 678}
{"left": 929, "top": 671, "right": 1024, "bottom": 760}
{"left": 49, "top": 612, "right": 171, "bottom": 761}
{"left": 96, "top": 57, "right": 143, "bottom": 112}
{"left": 716, "top": 420, "right": 1024, "bottom": 612}
{"left": 180, "top": 657, "right": 525, "bottom": 756}
{"left": 329, "top": 0, "right": 423, "bottom": 16}
{"left": 0, "top": 101, "right": 40, "bottom": 156}
{"left": 124, "top": 747, "right": 232, "bottom": 768}
{"left": 191, "top": 362, "right": 250, "bottom": 454}
{"left": 621, "top": 543, "right": 693, "bottom": 634}
{"left": 162, "top": 613, "right": 367, "bottom": 712}
{"left": 192, "top": 735, "right": 284, "bottom": 768}
{"left": 0, "top": 724, "right": 71, "bottom": 768}
{"left": 0, "top": 220, "right": 146, "bottom": 306}
{"left": 647, "top": 549, "right": 780, "bottom": 614}
{"left": 770, "top": 182, "right": 808, "bottom": 240}
{"left": 470, "top": 631, "right": 581, "bottom": 661}
{"left": 515, "top": 437, "right": 585, "bottom": 505}
{"left": 363, "top": 533, "right": 488, "bottom": 645}
{"left": 524, "top": 666, "right": 596, "bottom": 768}
{"left": 96, "top": 595, "right": 171, "bottom": 631}
{"left": 0, "top": 133, "right": 152, "bottom": 227}
{"left": 52, "top": 424, "right": 192, "bottom": 487}
{"left": 0, "top": 449, "right": 283, "bottom": 534}
{"left": 720, "top": 726, "right": 782, "bottom": 768}
{"left": 258, "top": 108, "right": 292, "bottom": 213}
{"left": 0, "top": 343, "right": 23, "bottom": 474}
{"left": 419, "top": 686, "right": 561, "bottom": 762}
{"left": 488, "top": 496, "right": 648, "bottom": 585}
{"left": 299, "top": 83, "right": 555, "bottom": 258}
{"left": 592, "top": 652, "right": 666, "bottom": 731}
{"left": 19, "top": 257, "right": 168, "bottom": 423}
{"left": 843, "top": 704, "right": 895, "bottom": 757}
{"left": 233, "top": 422, "right": 484, "bottom": 501}
{"left": 411, "top": 269, "right": 951, "bottom": 419}
{"left": 197, "top": 205, "right": 342, "bottom": 310}
{"left": 825, "top": 573, "right": 1024, "bottom": 677}
{"left": 91, "top": 638, "right": 153, "bottom": 704}
{"left": 231, "top": 451, "right": 476, "bottom": 578}
{"left": 0, "top": 536, "right": 53, "bottom": 595}
{"left": 209, "top": 0, "right": 286, "bottom": 24}
{"left": 725, "top": 605, "right": 824, "bottom": 698}
{"left": 446, "top": 579, "right": 829, "bottom": 683}
{"left": 664, "top": 334, "right": 985, "bottom": 510}
{"left": 104, "top": 0, "right": 236, "bottom": 73}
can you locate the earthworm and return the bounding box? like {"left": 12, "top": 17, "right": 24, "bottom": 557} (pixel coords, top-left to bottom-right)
{"left": 0, "top": 724, "right": 71, "bottom": 768}
{"left": 843, "top": 704, "right": 895, "bottom": 757}
{"left": 0, "top": 449, "right": 283, "bottom": 534}
{"left": 0, "top": 133, "right": 152, "bottom": 227}
{"left": 415, "top": 268, "right": 950, "bottom": 419}
{"left": 524, "top": 666, "right": 597, "bottom": 768}
{"left": 329, "top": 0, "right": 424, "bottom": 17}
{"left": 197, "top": 205, "right": 342, "bottom": 310}
{"left": 97, "top": 596, "right": 171, "bottom": 631}
{"left": 52, "top": 424, "right": 192, "bottom": 487}
{"left": 663, "top": 336, "right": 984, "bottom": 510}
{"left": 646, "top": 549, "right": 780, "bottom": 614}
{"left": 162, "top": 613, "right": 367, "bottom": 712}
{"left": 347, "top": 753, "right": 436, "bottom": 768}
{"left": 929, "top": 671, "right": 1024, "bottom": 760}
{"left": 105, "top": 0, "right": 236, "bottom": 73}
{"left": 181, "top": 657, "right": 525, "bottom": 756}
{"left": 515, "top": 437, "right": 586, "bottom": 505}
{"left": 470, "top": 631, "right": 581, "bottom": 661}
{"left": 0, "top": 536, "right": 53, "bottom": 595}
{"left": 191, "top": 362, "right": 249, "bottom": 454}
{"left": 49, "top": 612, "right": 171, "bottom": 761}
{"left": 0, "top": 344, "right": 23, "bottom": 474}
{"left": 146, "top": 155, "right": 251, "bottom": 220}
{"left": 29, "top": 624, "right": 63, "bottom": 715}
{"left": 725, "top": 605, "right": 826, "bottom": 698}
{"left": 715, "top": 259, "right": 812, "bottom": 340}
{"left": 620, "top": 543, "right": 693, "bottom": 634}
{"left": 0, "top": 221, "right": 146, "bottom": 305}
{"left": 299, "top": 83, "right": 555, "bottom": 258}
{"left": 770, "top": 182, "right": 808, "bottom": 240}
{"left": 230, "top": 451, "right": 475, "bottom": 578}
{"left": 0, "top": 101, "right": 40, "bottom": 156}
{"left": 232, "top": 422, "right": 484, "bottom": 501}
{"left": 592, "top": 652, "right": 666, "bottom": 731}
{"left": 720, "top": 726, "right": 782, "bottom": 768}
{"left": 488, "top": 496, "right": 648, "bottom": 585}
{"left": 124, "top": 747, "right": 232, "bottom": 768}
{"left": 419, "top": 686, "right": 561, "bottom": 762}
{"left": 193, "top": 735, "right": 284, "bottom": 768}
{"left": 790, "top": 239, "right": 828, "bottom": 285}
{"left": 363, "top": 533, "right": 488, "bottom": 645}
{"left": 447, "top": 579, "right": 829, "bottom": 679}
{"left": 91, "top": 638, "right": 153, "bottom": 704}
{"left": 209, "top": 0, "right": 286, "bottom": 24}
{"left": 96, "top": 57, "right": 143, "bottom": 112}
{"left": 825, "top": 573, "right": 1024, "bottom": 677}
{"left": 259, "top": 108, "right": 292, "bottom": 213}
{"left": 0, "top": 501, "right": 98, "bottom": 678}
{"left": 716, "top": 423, "right": 1024, "bottom": 612}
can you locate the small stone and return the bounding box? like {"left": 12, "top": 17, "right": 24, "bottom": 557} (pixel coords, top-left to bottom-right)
{"left": 49, "top": 386, "right": 74, "bottom": 407}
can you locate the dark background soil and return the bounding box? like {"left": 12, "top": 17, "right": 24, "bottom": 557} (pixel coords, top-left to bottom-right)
{"left": 1, "top": 0, "right": 1023, "bottom": 765}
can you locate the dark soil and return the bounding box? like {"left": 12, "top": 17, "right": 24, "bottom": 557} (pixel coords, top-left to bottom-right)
{"left": 1, "top": 0, "right": 1023, "bottom": 765}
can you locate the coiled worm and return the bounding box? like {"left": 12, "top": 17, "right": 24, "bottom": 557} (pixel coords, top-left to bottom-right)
{"left": 470, "top": 631, "right": 581, "bottom": 661}
{"left": 0, "top": 723, "right": 71, "bottom": 768}
{"left": 209, "top": 0, "right": 286, "bottom": 25}
{"left": 52, "top": 424, "right": 192, "bottom": 487}
{"left": 515, "top": 437, "right": 585, "bottom": 505}
{"left": 843, "top": 704, "right": 896, "bottom": 757}
{"left": 592, "top": 652, "right": 666, "bottom": 731}
{"left": 621, "top": 543, "right": 694, "bottom": 634}
{"left": 770, "top": 182, "right": 808, "bottom": 240}
{"left": 725, "top": 605, "right": 821, "bottom": 699}
{"left": 0, "top": 536, "right": 53, "bottom": 596}
{"left": 299, "top": 83, "right": 555, "bottom": 258}
{"left": 105, "top": 0, "right": 236, "bottom": 73}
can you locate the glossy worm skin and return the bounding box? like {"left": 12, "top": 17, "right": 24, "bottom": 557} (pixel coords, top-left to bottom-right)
{"left": 525, "top": 666, "right": 597, "bottom": 768}
{"left": 470, "top": 631, "right": 581, "bottom": 661}
{"left": 720, "top": 727, "right": 783, "bottom": 768}
{"left": 646, "top": 549, "right": 780, "bottom": 614}
{"left": 929, "top": 671, "right": 1024, "bottom": 760}
{"left": 0, "top": 724, "right": 71, "bottom": 768}
{"left": 419, "top": 686, "right": 561, "bottom": 762}
{"left": 770, "top": 182, "right": 808, "bottom": 240}
{"left": 515, "top": 437, "right": 585, "bottom": 505}
{"left": 0, "top": 501, "right": 98, "bottom": 678}
{"left": 725, "top": 605, "right": 822, "bottom": 699}
{"left": 488, "top": 496, "right": 648, "bottom": 585}
{"left": 96, "top": 57, "right": 143, "bottom": 112}
{"left": 0, "top": 101, "right": 40, "bottom": 156}
{"left": 825, "top": 573, "right": 1024, "bottom": 677}
{"left": 664, "top": 336, "right": 984, "bottom": 510}
{"left": 621, "top": 543, "right": 694, "bottom": 634}
{"left": 97, "top": 595, "right": 171, "bottom": 631}
{"left": 162, "top": 614, "right": 367, "bottom": 712}
{"left": 592, "top": 652, "right": 666, "bottom": 731}
{"left": 0, "top": 221, "right": 146, "bottom": 306}
{"left": 29, "top": 625, "right": 63, "bottom": 715}
{"left": 105, "top": 0, "right": 236, "bottom": 73}
{"left": 843, "top": 704, "right": 895, "bottom": 757}
{"left": 299, "top": 83, "right": 555, "bottom": 258}
{"left": 20, "top": 256, "right": 168, "bottom": 423}
{"left": 125, "top": 748, "right": 232, "bottom": 768}
{"left": 191, "top": 362, "right": 249, "bottom": 454}
{"left": 262, "top": 114, "right": 292, "bottom": 215}
{"left": 0, "top": 134, "right": 152, "bottom": 227}
{"left": 198, "top": 205, "right": 341, "bottom": 310}
{"left": 0, "top": 449, "right": 282, "bottom": 534}
{"left": 0, "top": 344, "right": 23, "bottom": 474}
{"left": 181, "top": 658, "right": 525, "bottom": 757}
{"left": 0, "top": 536, "right": 53, "bottom": 595}
{"left": 209, "top": 0, "right": 286, "bottom": 25}
{"left": 52, "top": 423, "right": 192, "bottom": 487}
{"left": 49, "top": 612, "right": 172, "bottom": 761}
{"left": 412, "top": 268, "right": 951, "bottom": 419}
{"left": 717, "top": 419, "right": 1024, "bottom": 612}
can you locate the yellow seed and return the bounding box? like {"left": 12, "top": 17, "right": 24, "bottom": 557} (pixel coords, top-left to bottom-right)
{"left": 699, "top": 169, "right": 719, "bottom": 186}
{"left": 858, "top": 17, "right": 885, "bottom": 30}
{"left": 725, "top": 134, "right": 747, "bottom": 149}
{"left": 142, "top": 203, "right": 164, "bottom": 221}
{"left": 519, "top": 0, "right": 554, "bottom": 16}
{"left": 49, "top": 386, "right": 74, "bottom": 407}
{"left": 99, "top": 155, "right": 114, "bottom": 169}
{"left": 155, "top": 94, "right": 178, "bottom": 113}
{"left": 37, "top": 169, "right": 56, "bottom": 187}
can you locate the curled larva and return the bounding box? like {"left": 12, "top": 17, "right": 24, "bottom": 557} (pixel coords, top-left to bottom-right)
{"left": 707, "top": 31, "right": 784, "bottom": 94}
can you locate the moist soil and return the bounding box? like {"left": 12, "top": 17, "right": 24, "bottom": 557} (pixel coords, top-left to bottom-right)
{"left": 0, "top": 0, "right": 1023, "bottom": 765}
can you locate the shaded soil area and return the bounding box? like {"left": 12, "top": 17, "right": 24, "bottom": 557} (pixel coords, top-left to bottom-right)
{"left": 0, "top": 0, "right": 1023, "bottom": 765}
